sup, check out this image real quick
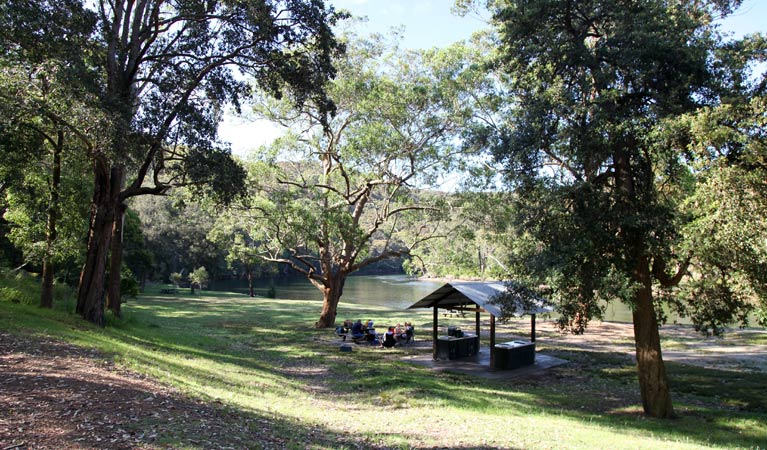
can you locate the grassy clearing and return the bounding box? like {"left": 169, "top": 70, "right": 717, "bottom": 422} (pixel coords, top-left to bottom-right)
{"left": 1, "top": 282, "right": 765, "bottom": 449}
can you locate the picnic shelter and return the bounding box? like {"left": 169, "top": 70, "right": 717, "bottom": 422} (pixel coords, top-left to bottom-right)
{"left": 407, "top": 281, "right": 553, "bottom": 367}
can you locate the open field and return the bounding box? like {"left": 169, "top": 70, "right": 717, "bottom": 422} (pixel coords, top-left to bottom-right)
{"left": 1, "top": 286, "right": 766, "bottom": 449}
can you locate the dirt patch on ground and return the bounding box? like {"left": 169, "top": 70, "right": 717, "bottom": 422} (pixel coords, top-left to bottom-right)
{"left": 0, "top": 332, "right": 296, "bottom": 450}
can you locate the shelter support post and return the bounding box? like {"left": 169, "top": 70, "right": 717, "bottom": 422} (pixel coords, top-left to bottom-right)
{"left": 490, "top": 315, "right": 496, "bottom": 368}
{"left": 531, "top": 314, "right": 536, "bottom": 343}
{"left": 432, "top": 305, "right": 438, "bottom": 360}
{"left": 475, "top": 310, "right": 480, "bottom": 342}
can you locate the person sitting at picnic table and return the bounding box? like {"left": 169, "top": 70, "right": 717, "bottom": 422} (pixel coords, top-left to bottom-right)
{"left": 350, "top": 319, "right": 365, "bottom": 341}
{"left": 382, "top": 326, "right": 397, "bottom": 348}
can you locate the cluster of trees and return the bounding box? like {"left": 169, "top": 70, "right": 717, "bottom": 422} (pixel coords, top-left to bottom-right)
{"left": 1, "top": 0, "right": 345, "bottom": 323}
{"left": 2, "top": 0, "right": 766, "bottom": 419}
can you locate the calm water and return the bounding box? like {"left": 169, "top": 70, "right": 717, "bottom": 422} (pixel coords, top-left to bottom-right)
{"left": 214, "top": 274, "right": 444, "bottom": 310}
{"left": 213, "top": 274, "right": 650, "bottom": 323}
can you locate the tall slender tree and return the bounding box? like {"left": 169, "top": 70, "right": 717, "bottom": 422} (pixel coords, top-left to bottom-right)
{"left": 1, "top": 0, "right": 98, "bottom": 307}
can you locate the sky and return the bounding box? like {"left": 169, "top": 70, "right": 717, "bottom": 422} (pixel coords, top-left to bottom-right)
{"left": 219, "top": 0, "right": 767, "bottom": 155}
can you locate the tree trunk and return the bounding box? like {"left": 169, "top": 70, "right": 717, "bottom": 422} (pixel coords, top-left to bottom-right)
{"left": 107, "top": 199, "right": 126, "bottom": 317}
{"left": 106, "top": 165, "right": 126, "bottom": 317}
{"left": 315, "top": 274, "right": 345, "bottom": 328}
{"left": 247, "top": 266, "right": 254, "bottom": 297}
{"left": 76, "top": 161, "right": 119, "bottom": 326}
{"left": 632, "top": 258, "right": 675, "bottom": 418}
{"left": 40, "top": 131, "right": 63, "bottom": 308}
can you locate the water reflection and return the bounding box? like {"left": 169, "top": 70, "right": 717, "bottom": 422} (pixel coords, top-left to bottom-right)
{"left": 213, "top": 274, "right": 444, "bottom": 310}
{"left": 213, "top": 274, "right": 686, "bottom": 324}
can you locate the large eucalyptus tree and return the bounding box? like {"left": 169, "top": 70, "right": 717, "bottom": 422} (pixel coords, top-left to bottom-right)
{"left": 237, "top": 37, "right": 479, "bottom": 327}
{"left": 71, "top": 0, "right": 345, "bottom": 324}
{"left": 475, "top": 0, "right": 766, "bottom": 418}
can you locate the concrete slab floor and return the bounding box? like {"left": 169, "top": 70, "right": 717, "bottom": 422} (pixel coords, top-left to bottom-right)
{"left": 401, "top": 346, "right": 569, "bottom": 380}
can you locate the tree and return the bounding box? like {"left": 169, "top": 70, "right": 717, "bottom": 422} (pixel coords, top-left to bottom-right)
{"left": 1, "top": 0, "right": 98, "bottom": 307}
{"left": 131, "top": 193, "right": 229, "bottom": 282}
{"left": 405, "top": 191, "right": 516, "bottom": 280}
{"left": 121, "top": 209, "right": 153, "bottom": 290}
{"left": 169, "top": 272, "right": 183, "bottom": 288}
{"left": 72, "top": 0, "right": 345, "bottom": 325}
{"left": 208, "top": 217, "right": 277, "bottom": 297}
{"left": 189, "top": 267, "right": 209, "bottom": 294}
{"left": 241, "top": 36, "right": 477, "bottom": 327}
{"left": 477, "top": 0, "right": 765, "bottom": 418}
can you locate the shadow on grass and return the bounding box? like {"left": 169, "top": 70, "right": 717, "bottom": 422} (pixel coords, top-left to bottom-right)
{"left": 0, "top": 336, "right": 392, "bottom": 450}
{"left": 2, "top": 292, "right": 766, "bottom": 449}
{"left": 121, "top": 297, "right": 767, "bottom": 449}
{"left": 506, "top": 346, "right": 767, "bottom": 448}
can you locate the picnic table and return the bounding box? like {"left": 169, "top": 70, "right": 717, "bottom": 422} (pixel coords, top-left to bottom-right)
{"left": 160, "top": 288, "right": 179, "bottom": 294}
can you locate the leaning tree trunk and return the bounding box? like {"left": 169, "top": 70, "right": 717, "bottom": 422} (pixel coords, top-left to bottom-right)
{"left": 40, "top": 131, "right": 63, "bottom": 308}
{"left": 315, "top": 274, "right": 346, "bottom": 328}
{"left": 76, "top": 162, "right": 120, "bottom": 326}
{"left": 632, "top": 258, "right": 675, "bottom": 418}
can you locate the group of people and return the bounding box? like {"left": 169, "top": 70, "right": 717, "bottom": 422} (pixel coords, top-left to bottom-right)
{"left": 336, "top": 319, "right": 413, "bottom": 348}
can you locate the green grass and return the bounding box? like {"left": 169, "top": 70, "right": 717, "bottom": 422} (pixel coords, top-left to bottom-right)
{"left": 1, "top": 280, "right": 766, "bottom": 449}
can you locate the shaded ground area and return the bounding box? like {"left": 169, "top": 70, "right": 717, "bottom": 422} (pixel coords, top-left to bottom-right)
{"left": 2, "top": 319, "right": 766, "bottom": 449}
{"left": 0, "top": 332, "right": 358, "bottom": 450}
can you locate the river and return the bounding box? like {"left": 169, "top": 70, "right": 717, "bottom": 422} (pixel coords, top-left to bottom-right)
{"left": 213, "top": 274, "right": 651, "bottom": 323}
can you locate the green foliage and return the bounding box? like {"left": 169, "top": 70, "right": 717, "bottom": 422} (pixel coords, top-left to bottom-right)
{"left": 169, "top": 272, "right": 183, "bottom": 287}
{"left": 0, "top": 268, "right": 72, "bottom": 306}
{"left": 131, "top": 194, "right": 228, "bottom": 282}
{"left": 0, "top": 270, "right": 38, "bottom": 305}
{"left": 122, "top": 209, "right": 153, "bottom": 284}
{"left": 189, "top": 267, "right": 210, "bottom": 291}
{"left": 120, "top": 267, "right": 139, "bottom": 299}
{"left": 477, "top": 0, "right": 766, "bottom": 334}
{"left": 0, "top": 0, "right": 96, "bottom": 275}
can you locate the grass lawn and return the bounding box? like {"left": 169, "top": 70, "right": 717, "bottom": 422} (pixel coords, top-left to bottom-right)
{"left": 1, "top": 283, "right": 765, "bottom": 449}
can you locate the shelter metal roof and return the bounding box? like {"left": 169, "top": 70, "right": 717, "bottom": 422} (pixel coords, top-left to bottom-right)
{"left": 407, "top": 281, "right": 553, "bottom": 317}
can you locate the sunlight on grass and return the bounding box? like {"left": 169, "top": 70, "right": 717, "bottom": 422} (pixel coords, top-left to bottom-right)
{"left": 1, "top": 287, "right": 766, "bottom": 449}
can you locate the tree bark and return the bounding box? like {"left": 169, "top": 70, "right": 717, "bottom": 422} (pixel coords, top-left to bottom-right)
{"left": 632, "top": 257, "right": 675, "bottom": 418}
{"left": 76, "top": 161, "right": 119, "bottom": 326}
{"left": 40, "top": 131, "right": 63, "bottom": 308}
{"left": 247, "top": 265, "right": 255, "bottom": 297}
{"left": 315, "top": 274, "right": 345, "bottom": 328}
{"left": 107, "top": 201, "right": 126, "bottom": 317}
{"left": 106, "top": 166, "right": 126, "bottom": 317}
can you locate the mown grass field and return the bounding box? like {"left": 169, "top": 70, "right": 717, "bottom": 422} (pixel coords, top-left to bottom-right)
{"left": 1, "top": 279, "right": 765, "bottom": 449}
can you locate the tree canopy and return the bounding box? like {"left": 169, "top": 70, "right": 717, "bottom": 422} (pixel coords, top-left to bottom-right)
{"left": 228, "top": 35, "right": 480, "bottom": 327}
{"left": 474, "top": 0, "right": 766, "bottom": 418}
